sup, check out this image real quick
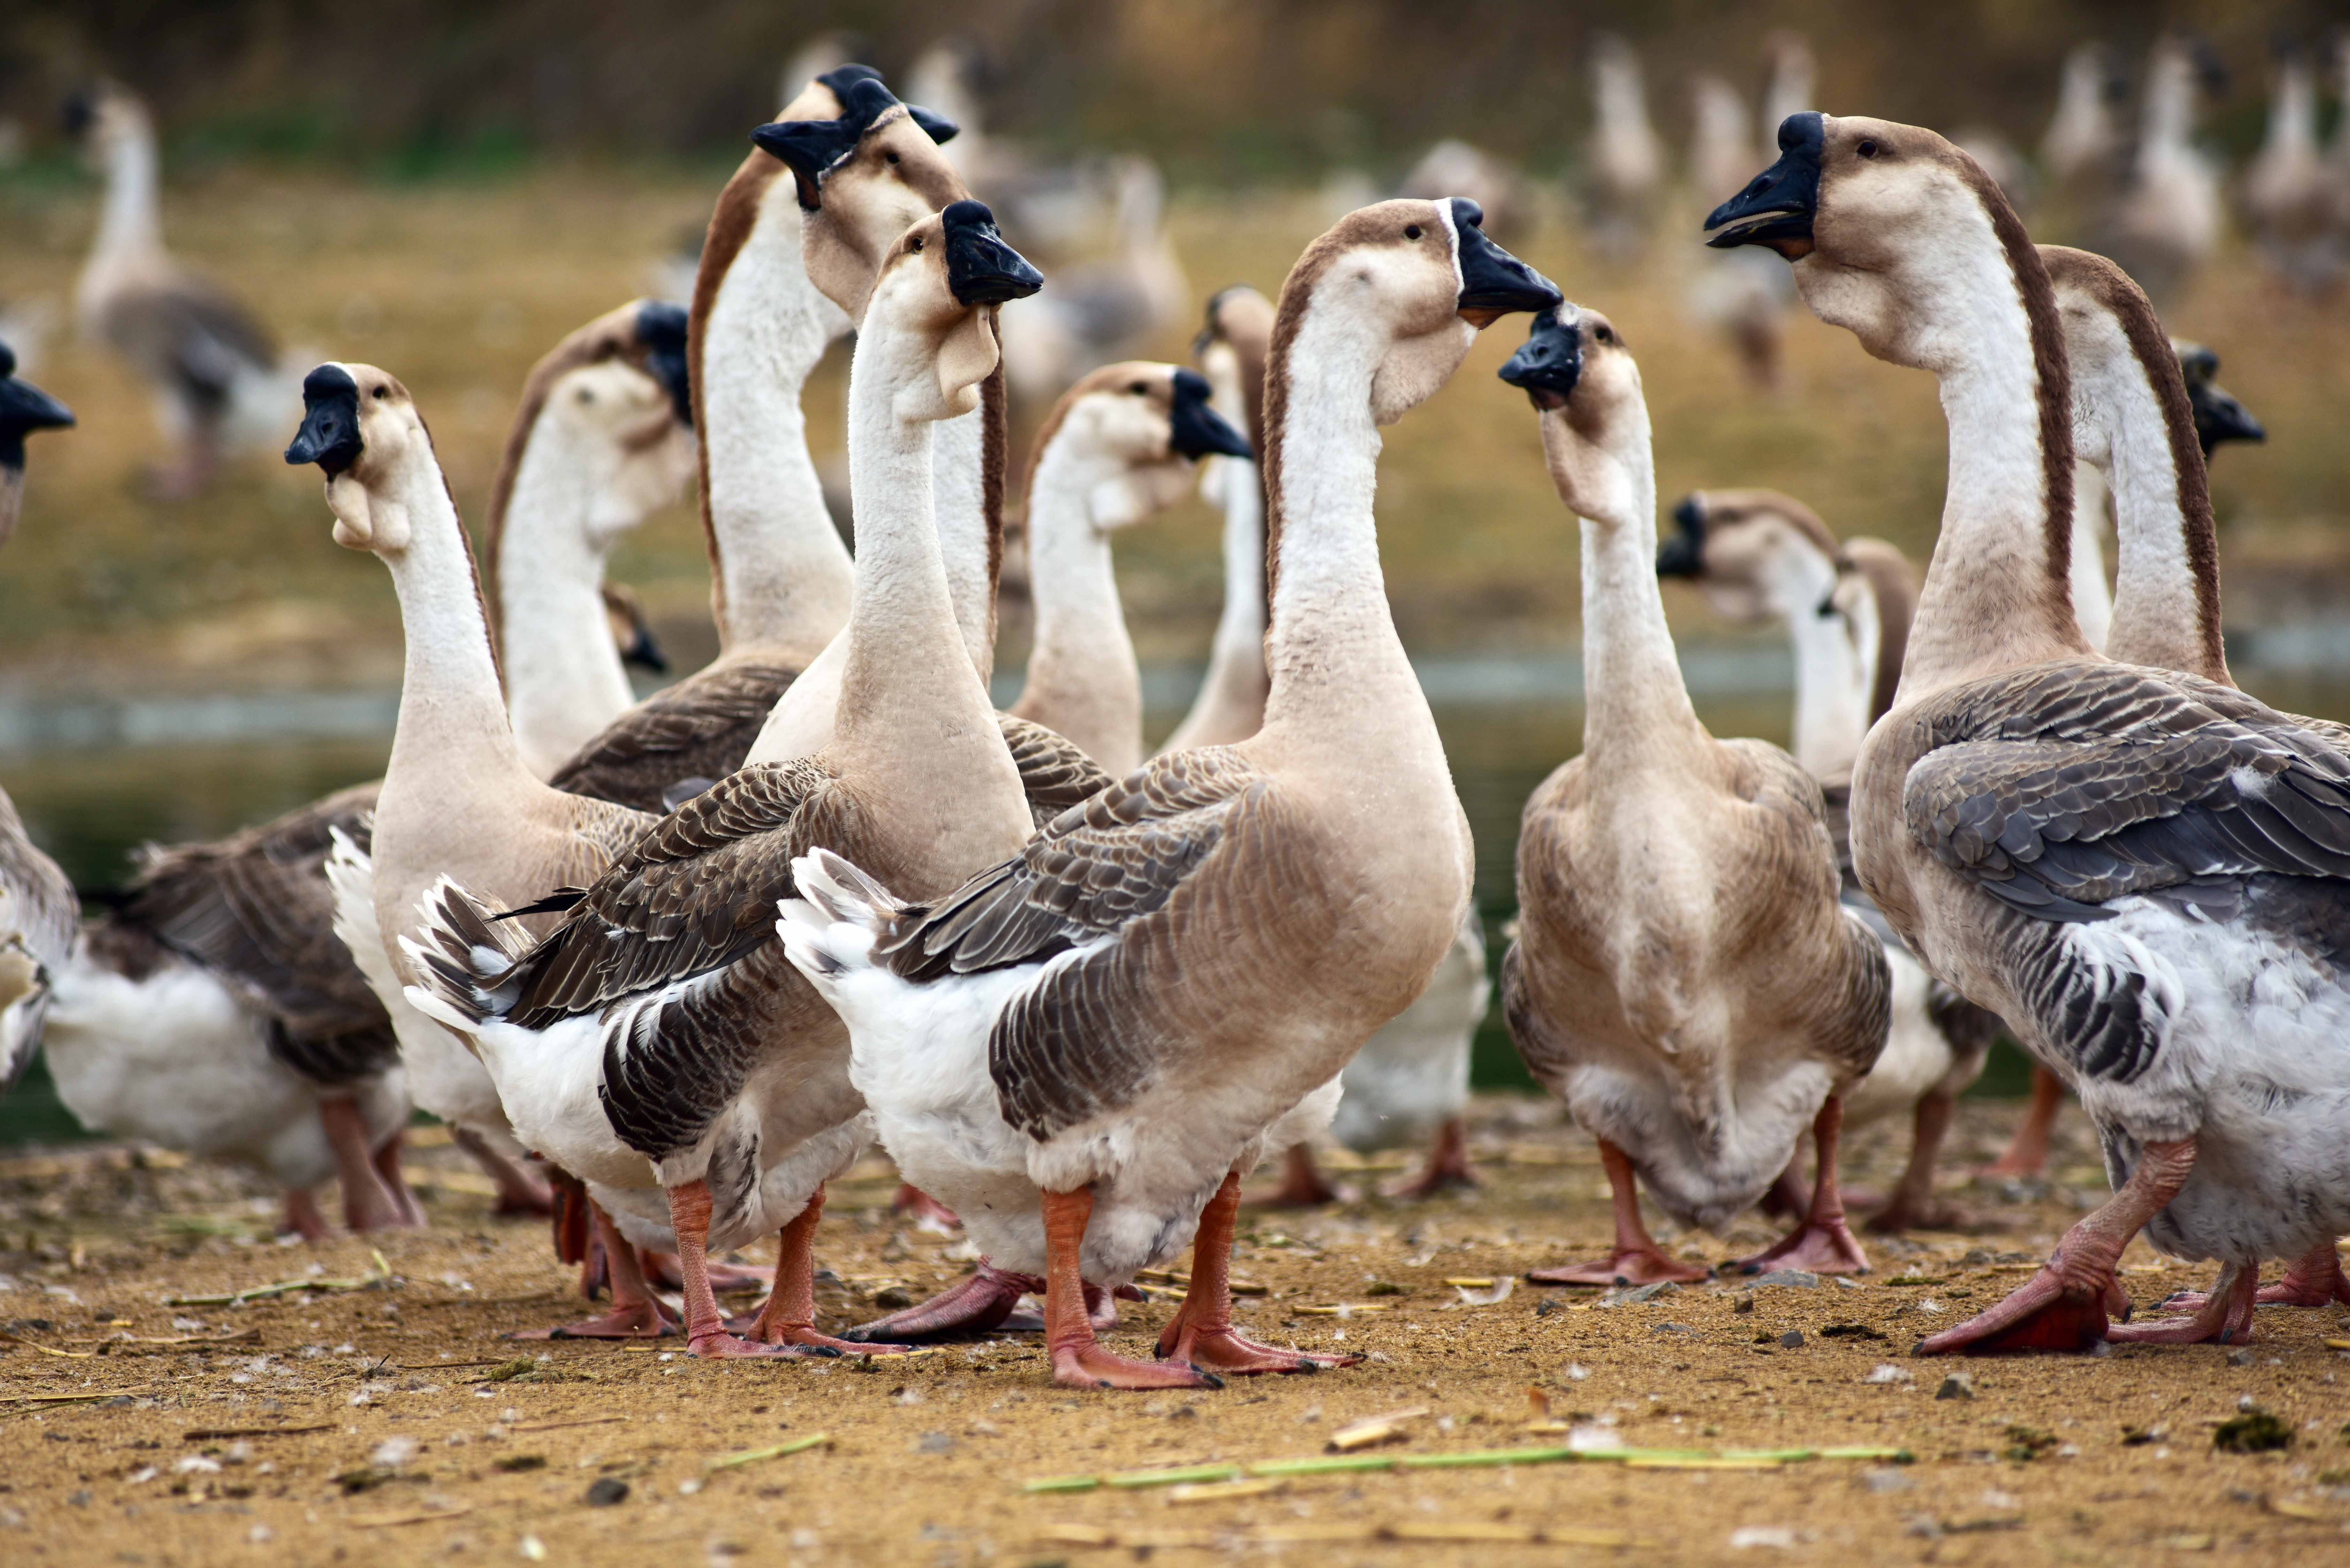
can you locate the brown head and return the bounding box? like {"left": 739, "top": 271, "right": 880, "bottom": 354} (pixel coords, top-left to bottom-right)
{"left": 1020, "top": 360, "right": 1252, "bottom": 535}
{"left": 1497, "top": 303, "right": 1652, "bottom": 525}
{"left": 862, "top": 201, "right": 1042, "bottom": 422}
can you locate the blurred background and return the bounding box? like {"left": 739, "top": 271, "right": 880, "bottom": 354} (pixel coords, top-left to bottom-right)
{"left": 2, "top": 0, "right": 2347, "bottom": 1136}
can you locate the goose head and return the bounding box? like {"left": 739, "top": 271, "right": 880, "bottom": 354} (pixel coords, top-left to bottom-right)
{"left": 863, "top": 201, "right": 1041, "bottom": 423}
{"left": 61, "top": 81, "right": 150, "bottom": 161}
{"left": 1657, "top": 489, "right": 1846, "bottom": 624}
{"left": 285, "top": 362, "right": 427, "bottom": 553}
{"left": 600, "top": 582, "right": 668, "bottom": 674}
{"left": 1032, "top": 362, "right": 1251, "bottom": 531}
{"left": 1498, "top": 304, "right": 1647, "bottom": 525}
{"left": 754, "top": 68, "right": 970, "bottom": 324}
{"left": 2172, "top": 341, "right": 2265, "bottom": 457}
{"left": 1706, "top": 113, "right": 2033, "bottom": 375}
{"left": 1291, "top": 199, "right": 1558, "bottom": 427}
{"left": 541, "top": 301, "right": 697, "bottom": 545}
{"left": 1192, "top": 285, "right": 1274, "bottom": 504}
{"left": 0, "top": 341, "right": 74, "bottom": 542}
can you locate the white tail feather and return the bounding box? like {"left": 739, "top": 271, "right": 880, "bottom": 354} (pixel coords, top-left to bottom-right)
{"left": 776, "top": 851, "right": 902, "bottom": 999}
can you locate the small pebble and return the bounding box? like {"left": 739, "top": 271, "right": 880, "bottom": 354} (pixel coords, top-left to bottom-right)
{"left": 1862, "top": 1468, "right": 1913, "bottom": 1495}
{"left": 1935, "top": 1372, "right": 1976, "bottom": 1401}
{"left": 916, "top": 1431, "right": 954, "bottom": 1455}
{"left": 1778, "top": 1330, "right": 1804, "bottom": 1349}
{"left": 584, "top": 1477, "right": 629, "bottom": 1507}
{"left": 2227, "top": 1348, "right": 2255, "bottom": 1367}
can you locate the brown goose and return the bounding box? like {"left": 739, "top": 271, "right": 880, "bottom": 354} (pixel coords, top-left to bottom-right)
{"left": 1709, "top": 113, "right": 2350, "bottom": 1352}
{"left": 1498, "top": 307, "right": 1890, "bottom": 1287}
{"left": 778, "top": 200, "right": 1557, "bottom": 1390}
{"left": 403, "top": 203, "right": 1047, "bottom": 1361}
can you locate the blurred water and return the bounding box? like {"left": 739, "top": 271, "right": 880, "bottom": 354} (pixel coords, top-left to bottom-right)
{"left": 4, "top": 653, "right": 2344, "bottom": 1146}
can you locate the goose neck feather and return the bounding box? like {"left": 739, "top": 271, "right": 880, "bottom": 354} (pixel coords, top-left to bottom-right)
{"left": 1010, "top": 428, "right": 1147, "bottom": 776}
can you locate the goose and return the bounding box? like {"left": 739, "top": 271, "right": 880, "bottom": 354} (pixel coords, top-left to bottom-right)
{"left": 1583, "top": 34, "right": 1663, "bottom": 261}
{"left": 1006, "top": 363, "right": 1252, "bottom": 777}
{"left": 998, "top": 156, "right": 1192, "bottom": 409}
{"left": 0, "top": 346, "right": 79, "bottom": 1092}
{"left": 2041, "top": 42, "right": 2127, "bottom": 195}
{"left": 2242, "top": 43, "right": 2342, "bottom": 293}
{"left": 2097, "top": 37, "right": 2225, "bottom": 304}
{"left": 775, "top": 199, "right": 1558, "bottom": 1389}
{"left": 1708, "top": 112, "right": 2350, "bottom": 1351}
{"left": 1684, "top": 75, "right": 1791, "bottom": 389}
{"left": 1401, "top": 142, "right": 1534, "bottom": 248}
{"left": 1498, "top": 308, "right": 1890, "bottom": 1287}
{"left": 401, "top": 202, "right": 1048, "bottom": 1360}
{"left": 49, "top": 300, "right": 697, "bottom": 1242}
{"left": 1657, "top": 490, "right": 1999, "bottom": 1232}
{"left": 1689, "top": 75, "right": 1760, "bottom": 209}
{"left": 64, "top": 82, "right": 298, "bottom": 500}
{"left": 1758, "top": 32, "right": 1817, "bottom": 142}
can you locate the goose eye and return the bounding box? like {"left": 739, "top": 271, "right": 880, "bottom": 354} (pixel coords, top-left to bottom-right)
{"left": 576, "top": 388, "right": 595, "bottom": 405}
{"left": 1595, "top": 326, "right": 1613, "bottom": 344}
{"left": 1404, "top": 224, "right": 1422, "bottom": 240}
{"left": 1129, "top": 381, "right": 1150, "bottom": 395}
{"left": 371, "top": 387, "right": 387, "bottom": 400}
{"left": 885, "top": 151, "right": 901, "bottom": 166}
{"left": 1856, "top": 139, "right": 1881, "bottom": 159}
{"left": 909, "top": 235, "right": 925, "bottom": 253}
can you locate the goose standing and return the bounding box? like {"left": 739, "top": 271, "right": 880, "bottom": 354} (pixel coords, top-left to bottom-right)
{"left": 2241, "top": 44, "right": 2342, "bottom": 293}
{"left": 998, "top": 157, "right": 1191, "bottom": 409}
{"left": 1583, "top": 34, "right": 1663, "bottom": 261}
{"left": 1499, "top": 308, "right": 1890, "bottom": 1286}
{"left": 2042, "top": 42, "right": 2126, "bottom": 197}
{"left": 64, "top": 82, "right": 297, "bottom": 499}
{"left": 1709, "top": 112, "right": 2350, "bottom": 1351}
{"left": 0, "top": 346, "right": 78, "bottom": 1090}
{"left": 2098, "top": 37, "right": 2225, "bottom": 304}
{"left": 403, "top": 203, "right": 1048, "bottom": 1360}
{"left": 1656, "top": 491, "right": 1998, "bottom": 1232}
{"left": 777, "top": 200, "right": 1558, "bottom": 1389}
{"left": 1684, "top": 74, "right": 1790, "bottom": 391}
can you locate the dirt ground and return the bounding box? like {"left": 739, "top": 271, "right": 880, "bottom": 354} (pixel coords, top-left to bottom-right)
{"left": 1, "top": 1096, "right": 2345, "bottom": 1567}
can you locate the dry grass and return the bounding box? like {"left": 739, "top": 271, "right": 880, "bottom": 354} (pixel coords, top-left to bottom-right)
{"left": 3, "top": 164, "right": 2346, "bottom": 690}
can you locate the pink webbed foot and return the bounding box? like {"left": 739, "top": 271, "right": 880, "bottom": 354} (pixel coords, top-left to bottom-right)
{"left": 513, "top": 1298, "right": 680, "bottom": 1341}
{"left": 892, "top": 1183, "right": 962, "bottom": 1235}
{"left": 687, "top": 1329, "right": 839, "bottom": 1360}
{"left": 281, "top": 1188, "right": 332, "bottom": 1244}
{"left": 1919, "top": 1262, "right": 2113, "bottom": 1355}
{"left": 1735, "top": 1215, "right": 1870, "bottom": 1276}
{"left": 1158, "top": 1321, "right": 1358, "bottom": 1375}
{"left": 1053, "top": 1340, "right": 1222, "bottom": 1391}
{"left": 2112, "top": 1262, "right": 2258, "bottom": 1346}
{"left": 1378, "top": 1117, "right": 1480, "bottom": 1201}
{"left": 1528, "top": 1248, "right": 1709, "bottom": 1287}
{"left": 1242, "top": 1144, "right": 1351, "bottom": 1208}
{"left": 839, "top": 1262, "right": 1042, "bottom": 1343}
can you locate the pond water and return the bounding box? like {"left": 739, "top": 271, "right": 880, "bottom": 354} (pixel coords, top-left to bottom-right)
{"left": 6, "top": 651, "right": 2343, "bottom": 1146}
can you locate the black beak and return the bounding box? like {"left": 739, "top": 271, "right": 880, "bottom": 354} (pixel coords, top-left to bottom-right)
{"left": 1497, "top": 308, "right": 1582, "bottom": 411}
{"left": 754, "top": 74, "right": 902, "bottom": 211}
{"left": 285, "top": 364, "right": 363, "bottom": 476}
{"left": 0, "top": 348, "right": 76, "bottom": 469}
{"left": 908, "top": 105, "right": 959, "bottom": 145}
{"left": 1657, "top": 494, "right": 1708, "bottom": 578}
{"left": 1452, "top": 200, "right": 1560, "bottom": 326}
{"left": 941, "top": 200, "right": 1042, "bottom": 306}
{"left": 1705, "top": 111, "right": 1823, "bottom": 259}
{"left": 634, "top": 301, "right": 692, "bottom": 428}
{"left": 622, "top": 622, "right": 669, "bottom": 675}
{"left": 61, "top": 91, "right": 95, "bottom": 137}
{"left": 1167, "top": 367, "right": 1252, "bottom": 460}
{"left": 2192, "top": 382, "right": 2265, "bottom": 456}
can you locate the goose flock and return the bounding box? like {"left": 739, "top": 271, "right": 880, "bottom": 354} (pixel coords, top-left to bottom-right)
{"left": 0, "top": 38, "right": 2342, "bottom": 1398}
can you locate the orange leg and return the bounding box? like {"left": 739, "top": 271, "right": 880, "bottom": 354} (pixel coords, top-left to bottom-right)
{"left": 670, "top": 1179, "right": 823, "bottom": 1359}
{"left": 281, "top": 1188, "right": 332, "bottom": 1243}
{"left": 513, "top": 1200, "right": 677, "bottom": 1340}
{"left": 1527, "top": 1139, "right": 1708, "bottom": 1286}
{"left": 1242, "top": 1144, "right": 1346, "bottom": 1208}
{"left": 1380, "top": 1116, "right": 1480, "bottom": 1201}
{"left": 2110, "top": 1259, "right": 2258, "bottom": 1346}
{"left": 1867, "top": 1089, "right": 1980, "bottom": 1233}
{"left": 743, "top": 1188, "right": 910, "bottom": 1354}
{"left": 319, "top": 1097, "right": 409, "bottom": 1233}
{"left": 372, "top": 1130, "right": 427, "bottom": 1228}
{"left": 1922, "top": 1137, "right": 2196, "bottom": 1355}
{"left": 1043, "top": 1187, "right": 1216, "bottom": 1391}
{"left": 1980, "top": 1066, "right": 2066, "bottom": 1180}
{"left": 1736, "top": 1097, "right": 1869, "bottom": 1275}
{"left": 1158, "top": 1173, "right": 1360, "bottom": 1374}
{"left": 892, "top": 1183, "right": 962, "bottom": 1233}
{"left": 451, "top": 1126, "right": 554, "bottom": 1216}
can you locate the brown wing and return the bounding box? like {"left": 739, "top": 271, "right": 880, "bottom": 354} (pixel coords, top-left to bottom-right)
{"left": 999, "top": 712, "right": 1116, "bottom": 828}
{"left": 119, "top": 782, "right": 395, "bottom": 1086}
{"left": 98, "top": 275, "right": 278, "bottom": 412}
{"left": 546, "top": 661, "right": 799, "bottom": 813}
{"left": 498, "top": 759, "right": 838, "bottom": 1026}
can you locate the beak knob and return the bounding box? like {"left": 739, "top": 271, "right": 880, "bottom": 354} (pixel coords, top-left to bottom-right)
{"left": 1453, "top": 201, "right": 1560, "bottom": 325}
{"left": 285, "top": 364, "right": 364, "bottom": 475}
{"left": 1497, "top": 308, "right": 1583, "bottom": 410}
{"left": 942, "top": 201, "right": 1043, "bottom": 306}
{"left": 1167, "top": 367, "right": 1252, "bottom": 460}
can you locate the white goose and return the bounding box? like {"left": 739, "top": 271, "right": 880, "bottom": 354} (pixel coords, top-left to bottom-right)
{"left": 1499, "top": 308, "right": 1890, "bottom": 1286}
{"left": 403, "top": 203, "right": 1047, "bottom": 1360}
{"left": 777, "top": 200, "right": 1558, "bottom": 1389}
{"left": 1583, "top": 34, "right": 1663, "bottom": 261}
{"left": 1709, "top": 112, "right": 2350, "bottom": 1351}
{"left": 2241, "top": 42, "right": 2341, "bottom": 293}
{"left": 2099, "top": 37, "right": 2225, "bottom": 304}
{"left": 0, "top": 346, "right": 79, "bottom": 1093}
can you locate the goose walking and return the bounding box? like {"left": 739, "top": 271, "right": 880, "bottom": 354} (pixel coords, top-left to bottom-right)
{"left": 0, "top": 347, "right": 79, "bottom": 1091}
{"left": 64, "top": 82, "right": 297, "bottom": 499}
{"left": 1709, "top": 112, "right": 2350, "bottom": 1352}
{"left": 777, "top": 200, "right": 1558, "bottom": 1389}
{"left": 1500, "top": 308, "right": 1890, "bottom": 1287}
{"left": 403, "top": 203, "right": 1048, "bottom": 1360}
{"left": 1656, "top": 490, "right": 1997, "bottom": 1233}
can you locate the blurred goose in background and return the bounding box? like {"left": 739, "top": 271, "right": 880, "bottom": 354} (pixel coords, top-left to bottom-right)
{"left": 1759, "top": 33, "right": 1816, "bottom": 140}
{"left": 1582, "top": 34, "right": 1662, "bottom": 260}
{"left": 0, "top": 346, "right": 79, "bottom": 1093}
{"left": 999, "top": 156, "right": 1191, "bottom": 407}
{"left": 1401, "top": 141, "right": 1533, "bottom": 248}
{"left": 908, "top": 37, "right": 1112, "bottom": 257}
{"left": 2098, "top": 36, "right": 2226, "bottom": 304}
{"left": 2042, "top": 41, "right": 2128, "bottom": 198}
{"left": 2241, "top": 42, "right": 2342, "bottom": 294}
{"left": 1502, "top": 308, "right": 1889, "bottom": 1287}
{"left": 1684, "top": 72, "right": 1791, "bottom": 388}
{"left": 65, "top": 82, "right": 301, "bottom": 500}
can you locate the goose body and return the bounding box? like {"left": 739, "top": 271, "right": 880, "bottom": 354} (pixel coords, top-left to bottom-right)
{"left": 1500, "top": 309, "right": 1890, "bottom": 1284}
{"left": 2098, "top": 39, "right": 2223, "bottom": 304}
{"left": 998, "top": 157, "right": 1191, "bottom": 407}
{"left": 1583, "top": 35, "right": 1662, "bottom": 260}
{"left": 1709, "top": 112, "right": 2350, "bottom": 1352}
{"left": 2241, "top": 45, "right": 2343, "bottom": 293}
{"left": 779, "top": 200, "right": 1557, "bottom": 1389}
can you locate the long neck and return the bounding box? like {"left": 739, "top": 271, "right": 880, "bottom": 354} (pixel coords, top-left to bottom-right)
{"left": 2096, "top": 318, "right": 2228, "bottom": 682}
{"left": 495, "top": 431, "right": 634, "bottom": 779}
{"left": 929, "top": 370, "right": 1003, "bottom": 683}
{"left": 1257, "top": 303, "right": 1425, "bottom": 747}
{"left": 2069, "top": 461, "right": 2113, "bottom": 652}
{"left": 1013, "top": 444, "right": 1143, "bottom": 775}
{"left": 93, "top": 126, "right": 164, "bottom": 265}
{"left": 1896, "top": 234, "right": 2085, "bottom": 699}
{"left": 1564, "top": 412, "right": 1705, "bottom": 767}
{"left": 695, "top": 185, "right": 853, "bottom": 660}
{"left": 2265, "top": 64, "right": 2316, "bottom": 157}
{"left": 1770, "top": 547, "right": 1870, "bottom": 780}
{"left": 380, "top": 451, "right": 528, "bottom": 795}
{"left": 1173, "top": 454, "right": 1270, "bottom": 746}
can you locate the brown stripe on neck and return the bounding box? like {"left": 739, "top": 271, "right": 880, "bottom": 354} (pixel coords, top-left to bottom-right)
{"left": 980, "top": 358, "right": 1006, "bottom": 653}
{"left": 1258, "top": 233, "right": 1354, "bottom": 611}
{"left": 1960, "top": 156, "right": 2079, "bottom": 648}
{"left": 2042, "top": 246, "right": 2226, "bottom": 680}
{"left": 688, "top": 148, "right": 789, "bottom": 636}
{"left": 1840, "top": 537, "right": 1918, "bottom": 723}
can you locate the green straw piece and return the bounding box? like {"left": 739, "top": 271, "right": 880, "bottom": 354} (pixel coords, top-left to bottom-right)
{"left": 1721, "top": 1449, "right": 1819, "bottom": 1463}
{"left": 1399, "top": 1447, "right": 1575, "bottom": 1470}
{"left": 1021, "top": 1475, "right": 1101, "bottom": 1494}
{"left": 1103, "top": 1465, "right": 1244, "bottom": 1489}
{"left": 704, "top": 1432, "right": 831, "bottom": 1472}
{"left": 1247, "top": 1455, "right": 1408, "bottom": 1478}
{"left": 1820, "top": 1446, "right": 1915, "bottom": 1463}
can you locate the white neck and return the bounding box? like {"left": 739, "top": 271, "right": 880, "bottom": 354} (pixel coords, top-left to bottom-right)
{"left": 1012, "top": 443, "right": 1143, "bottom": 774}
{"left": 1764, "top": 545, "right": 1871, "bottom": 780}
{"left": 931, "top": 393, "right": 997, "bottom": 682}
{"left": 2069, "top": 461, "right": 2113, "bottom": 653}
{"left": 90, "top": 125, "right": 164, "bottom": 273}
{"left": 698, "top": 184, "right": 854, "bottom": 659}
{"left": 1164, "top": 455, "right": 1269, "bottom": 751}
{"left": 377, "top": 448, "right": 527, "bottom": 794}
{"left": 2265, "top": 62, "right": 2317, "bottom": 156}
{"left": 2089, "top": 336, "right": 2225, "bottom": 681}
{"left": 496, "top": 426, "right": 637, "bottom": 780}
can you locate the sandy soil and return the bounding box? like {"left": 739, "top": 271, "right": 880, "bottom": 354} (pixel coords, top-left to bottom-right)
{"left": 2, "top": 1097, "right": 2345, "bottom": 1566}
